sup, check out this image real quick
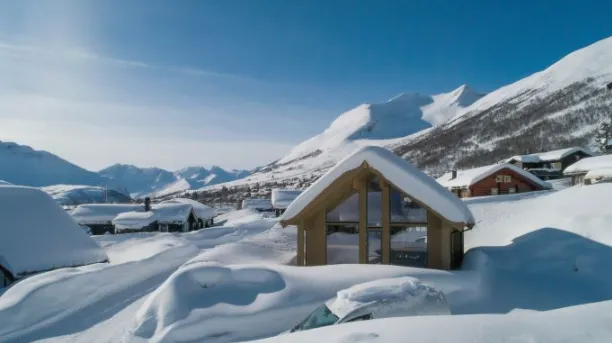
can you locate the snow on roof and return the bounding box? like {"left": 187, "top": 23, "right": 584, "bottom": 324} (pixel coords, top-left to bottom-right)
{"left": 281, "top": 146, "right": 475, "bottom": 226}
{"left": 436, "top": 163, "right": 552, "bottom": 190}
{"left": 242, "top": 198, "right": 273, "bottom": 210}
{"left": 164, "top": 198, "right": 216, "bottom": 219}
{"left": 0, "top": 185, "right": 108, "bottom": 278}
{"left": 0, "top": 180, "right": 12, "bottom": 185}
{"left": 112, "top": 202, "right": 195, "bottom": 231}
{"left": 501, "top": 147, "right": 591, "bottom": 163}
{"left": 585, "top": 168, "right": 612, "bottom": 180}
{"left": 271, "top": 189, "right": 303, "bottom": 209}
{"left": 564, "top": 154, "right": 612, "bottom": 174}
{"left": 70, "top": 204, "right": 144, "bottom": 224}
{"left": 326, "top": 276, "right": 447, "bottom": 319}
{"left": 113, "top": 211, "right": 157, "bottom": 230}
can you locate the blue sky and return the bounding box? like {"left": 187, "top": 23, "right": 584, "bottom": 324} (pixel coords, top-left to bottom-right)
{"left": 0, "top": 0, "right": 610, "bottom": 170}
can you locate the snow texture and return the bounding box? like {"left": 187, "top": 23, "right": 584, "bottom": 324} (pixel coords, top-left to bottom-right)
{"left": 436, "top": 163, "right": 552, "bottom": 189}
{"left": 281, "top": 146, "right": 475, "bottom": 226}
{"left": 70, "top": 204, "right": 145, "bottom": 225}
{"left": 564, "top": 154, "right": 612, "bottom": 174}
{"left": 113, "top": 211, "right": 157, "bottom": 231}
{"left": 585, "top": 168, "right": 612, "bottom": 181}
{"left": 113, "top": 202, "right": 194, "bottom": 231}
{"left": 0, "top": 185, "right": 108, "bottom": 278}
{"left": 164, "top": 198, "right": 216, "bottom": 219}
{"left": 271, "top": 189, "right": 303, "bottom": 209}
{"left": 42, "top": 184, "right": 132, "bottom": 206}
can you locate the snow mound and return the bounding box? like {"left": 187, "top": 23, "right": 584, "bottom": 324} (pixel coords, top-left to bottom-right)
{"left": 0, "top": 180, "right": 12, "bottom": 185}
{"left": 0, "top": 185, "right": 108, "bottom": 278}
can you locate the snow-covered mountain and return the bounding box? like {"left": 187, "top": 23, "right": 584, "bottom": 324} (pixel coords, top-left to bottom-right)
{"left": 42, "top": 185, "right": 133, "bottom": 206}
{"left": 198, "top": 36, "right": 612, "bottom": 194}
{"left": 100, "top": 164, "right": 250, "bottom": 198}
{"left": 0, "top": 141, "right": 126, "bottom": 192}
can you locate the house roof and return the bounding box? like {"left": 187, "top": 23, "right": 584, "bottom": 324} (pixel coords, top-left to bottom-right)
{"left": 112, "top": 201, "right": 195, "bottom": 231}
{"left": 564, "top": 154, "right": 612, "bottom": 174}
{"left": 70, "top": 204, "right": 144, "bottom": 224}
{"left": 585, "top": 168, "right": 612, "bottom": 180}
{"left": 0, "top": 185, "right": 108, "bottom": 278}
{"left": 271, "top": 189, "right": 303, "bottom": 209}
{"left": 436, "top": 163, "right": 552, "bottom": 190}
{"left": 280, "top": 146, "right": 475, "bottom": 227}
{"left": 242, "top": 198, "right": 273, "bottom": 210}
{"left": 164, "top": 198, "right": 216, "bottom": 219}
{"left": 500, "top": 147, "right": 592, "bottom": 164}
{"left": 0, "top": 180, "right": 11, "bottom": 185}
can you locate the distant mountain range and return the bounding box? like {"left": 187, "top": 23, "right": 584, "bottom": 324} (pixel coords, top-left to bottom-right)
{"left": 0, "top": 140, "right": 250, "bottom": 200}
{"left": 99, "top": 164, "right": 250, "bottom": 198}
{"left": 198, "top": 36, "right": 612, "bottom": 193}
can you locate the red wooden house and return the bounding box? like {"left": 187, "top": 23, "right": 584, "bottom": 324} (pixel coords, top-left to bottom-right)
{"left": 437, "top": 163, "right": 552, "bottom": 198}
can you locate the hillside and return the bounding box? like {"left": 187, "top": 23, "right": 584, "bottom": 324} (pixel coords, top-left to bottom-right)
{"left": 42, "top": 185, "right": 133, "bottom": 206}
{"left": 100, "top": 164, "right": 250, "bottom": 198}
{"left": 197, "top": 36, "right": 612, "bottom": 197}
{"left": 0, "top": 141, "right": 125, "bottom": 192}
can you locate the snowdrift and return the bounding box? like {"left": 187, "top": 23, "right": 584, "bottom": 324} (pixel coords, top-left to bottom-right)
{"left": 0, "top": 185, "right": 108, "bottom": 279}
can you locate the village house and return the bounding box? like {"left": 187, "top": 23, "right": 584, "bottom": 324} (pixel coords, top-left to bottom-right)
{"left": 70, "top": 203, "right": 145, "bottom": 235}
{"left": 0, "top": 185, "right": 108, "bottom": 287}
{"left": 437, "top": 163, "right": 552, "bottom": 198}
{"left": 271, "top": 189, "right": 303, "bottom": 217}
{"left": 113, "top": 200, "right": 199, "bottom": 234}
{"left": 241, "top": 198, "right": 274, "bottom": 212}
{"left": 279, "top": 146, "right": 475, "bottom": 271}
{"left": 563, "top": 154, "right": 612, "bottom": 185}
{"left": 500, "top": 147, "right": 592, "bottom": 177}
{"left": 163, "top": 198, "right": 217, "bottom": 228}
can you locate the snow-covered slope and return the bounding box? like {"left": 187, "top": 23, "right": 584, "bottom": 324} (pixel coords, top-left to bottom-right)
{"left": 0, "top": 141, "right": 124, "bottom": 191}
{"left": 100, "top": 164, "right": 250, "bottom": 198}
{"left": 42, "top": 184, "right": 133, "bottom": 206}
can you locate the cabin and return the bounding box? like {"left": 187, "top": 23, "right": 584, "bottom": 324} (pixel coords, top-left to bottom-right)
{"left": 163, "top": 198, "right": 216, "bottom": 228}
{"left": 500, "top": 147, "right": 592, "bottom": 175}
{"left": 279, "top": 146, "right": 475, "bottom": 271}
{"left": 271, "top": 189, "right": 303, "bottom": 217}
{"left": 0, "top": 185, "right": 108, "bottom": 288}
{"left": 113, "top": 201, "right": 199, "bottom": 233}
{"left": 70, "top": 203, "right": 145, "bottom": 235}
{"left": 563, "top": 154, "right": 612, "bottom": 185}
{"left": 241, "top": 198, "right": 274, "bottom": 212}
{"left": 437, "top": 163, "right": 552, "bottom": 198}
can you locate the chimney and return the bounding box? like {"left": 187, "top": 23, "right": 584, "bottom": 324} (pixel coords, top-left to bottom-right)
{"left": 451, "top": 170, "right": 457, "bottom": 180}
{"left": 144, "top": 197, "right": 151, "bottom": 212}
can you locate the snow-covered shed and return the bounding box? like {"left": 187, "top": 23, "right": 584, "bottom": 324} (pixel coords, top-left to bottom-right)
{"left": 113, "top": 201, "right": 199, "bottom": 233}
{"left": 0, "top": 185, "right": 108, "bottom": 287}
{"left": 436, "top": 163, "right": 552, "bottom": 198}
{"left": 271, "top": 189, "right": 303, "bottom": 216}
{"left": 500, "top": 147, "right": 592, "bottom": 172}
{"left": 70, "top": 203, "right": 144, "bottom": 235}
{"left": 280, "top": 146, "right": 475, "bottom": 270}
{"left": 164, "top": 198, "right": 216, "bottom": 227}
{"left": 564, "top": 154, "right": 612, "bottom": 185}
{"left": 241, "top": 198, "right": 273, "bottom": 212}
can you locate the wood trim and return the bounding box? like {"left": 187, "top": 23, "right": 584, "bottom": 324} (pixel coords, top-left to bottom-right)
{"left": 297, "top": 221, "right": 304, "bottom": 266}
{"left": 381, "top": 180, "right": 390, "bottom": 264}
{"left": 359, "top": 183, "right": 367, "bottom": 264}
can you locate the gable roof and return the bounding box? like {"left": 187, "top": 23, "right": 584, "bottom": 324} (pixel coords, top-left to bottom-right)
{"left": 564, "top": 154, "right": 612, "bottom": 174}
{"left": 501, "top": 147, "right": 592, "bottom": 164}
{"left": 242, "top": 198, "right": 273, "bottom": 210}
{"left": 436, "top": 163, "right": 552, "bottom": 189}
{"left": 0, "top": 185, "right": 108, "bottom": 278}
{"left": 70, "top": 204, "right": 144, "bottom": 224}
{"left": 164, "top": 198, "right": 216, "bottom": 219}
{"left": 112, "top": 201, "right": 195, "bottom": 231}
{"left": 280, "top": 146, "right": 475, "bottom": 227}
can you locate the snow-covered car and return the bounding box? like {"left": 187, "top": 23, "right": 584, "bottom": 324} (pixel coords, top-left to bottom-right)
{"left": 289, "top": 277, "right": 449, "bottom": 333}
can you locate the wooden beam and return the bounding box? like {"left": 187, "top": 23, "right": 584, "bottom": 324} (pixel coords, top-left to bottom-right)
{"left": 359, "top": 181, "right": 367, "bottom": 264}
{"left": 381, "top": 180, "right": 390, "bottom": 264}
{"left": 297, "top": 220, "right": 304, "bottom": 266}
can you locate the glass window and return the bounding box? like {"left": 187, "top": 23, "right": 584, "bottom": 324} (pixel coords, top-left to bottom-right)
{"left": 290, "top": 304, "right": 339, "bottom": 332}
{"left": 490, "top": 188, "right": 499, "bottom": 195}
{"left": 389, "top": 226, "right": 428, "bottom": 267}
{"left": 390, "top": 189, "right": 427, "bottom": 223}
{"left": 327, "top": 193, "right": 359, "bottom": 222}
{"left": 367, "top": 178, "right": 382, "bottom": 227}
{"left": 345, "top": 313, "right": 373, "bottom": 322}
{"left": 503, "top": 175, "right": 512, "bottom": 183}
{"left": 495, "top": 175, "right": 503, "bottom": 183}
{"left": 327, "top": 224, "right": 359, "bottom": 264}
{"left": 367, "top": 229, "right": 382, "bottom": 264}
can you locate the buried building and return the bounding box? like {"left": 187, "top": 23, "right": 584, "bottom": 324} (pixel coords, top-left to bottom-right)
{"left": 0, "top": 185, "right": 108, "bottom": 287}
{"left": 279, "top": 146, "right": 475, "bottom": 270}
